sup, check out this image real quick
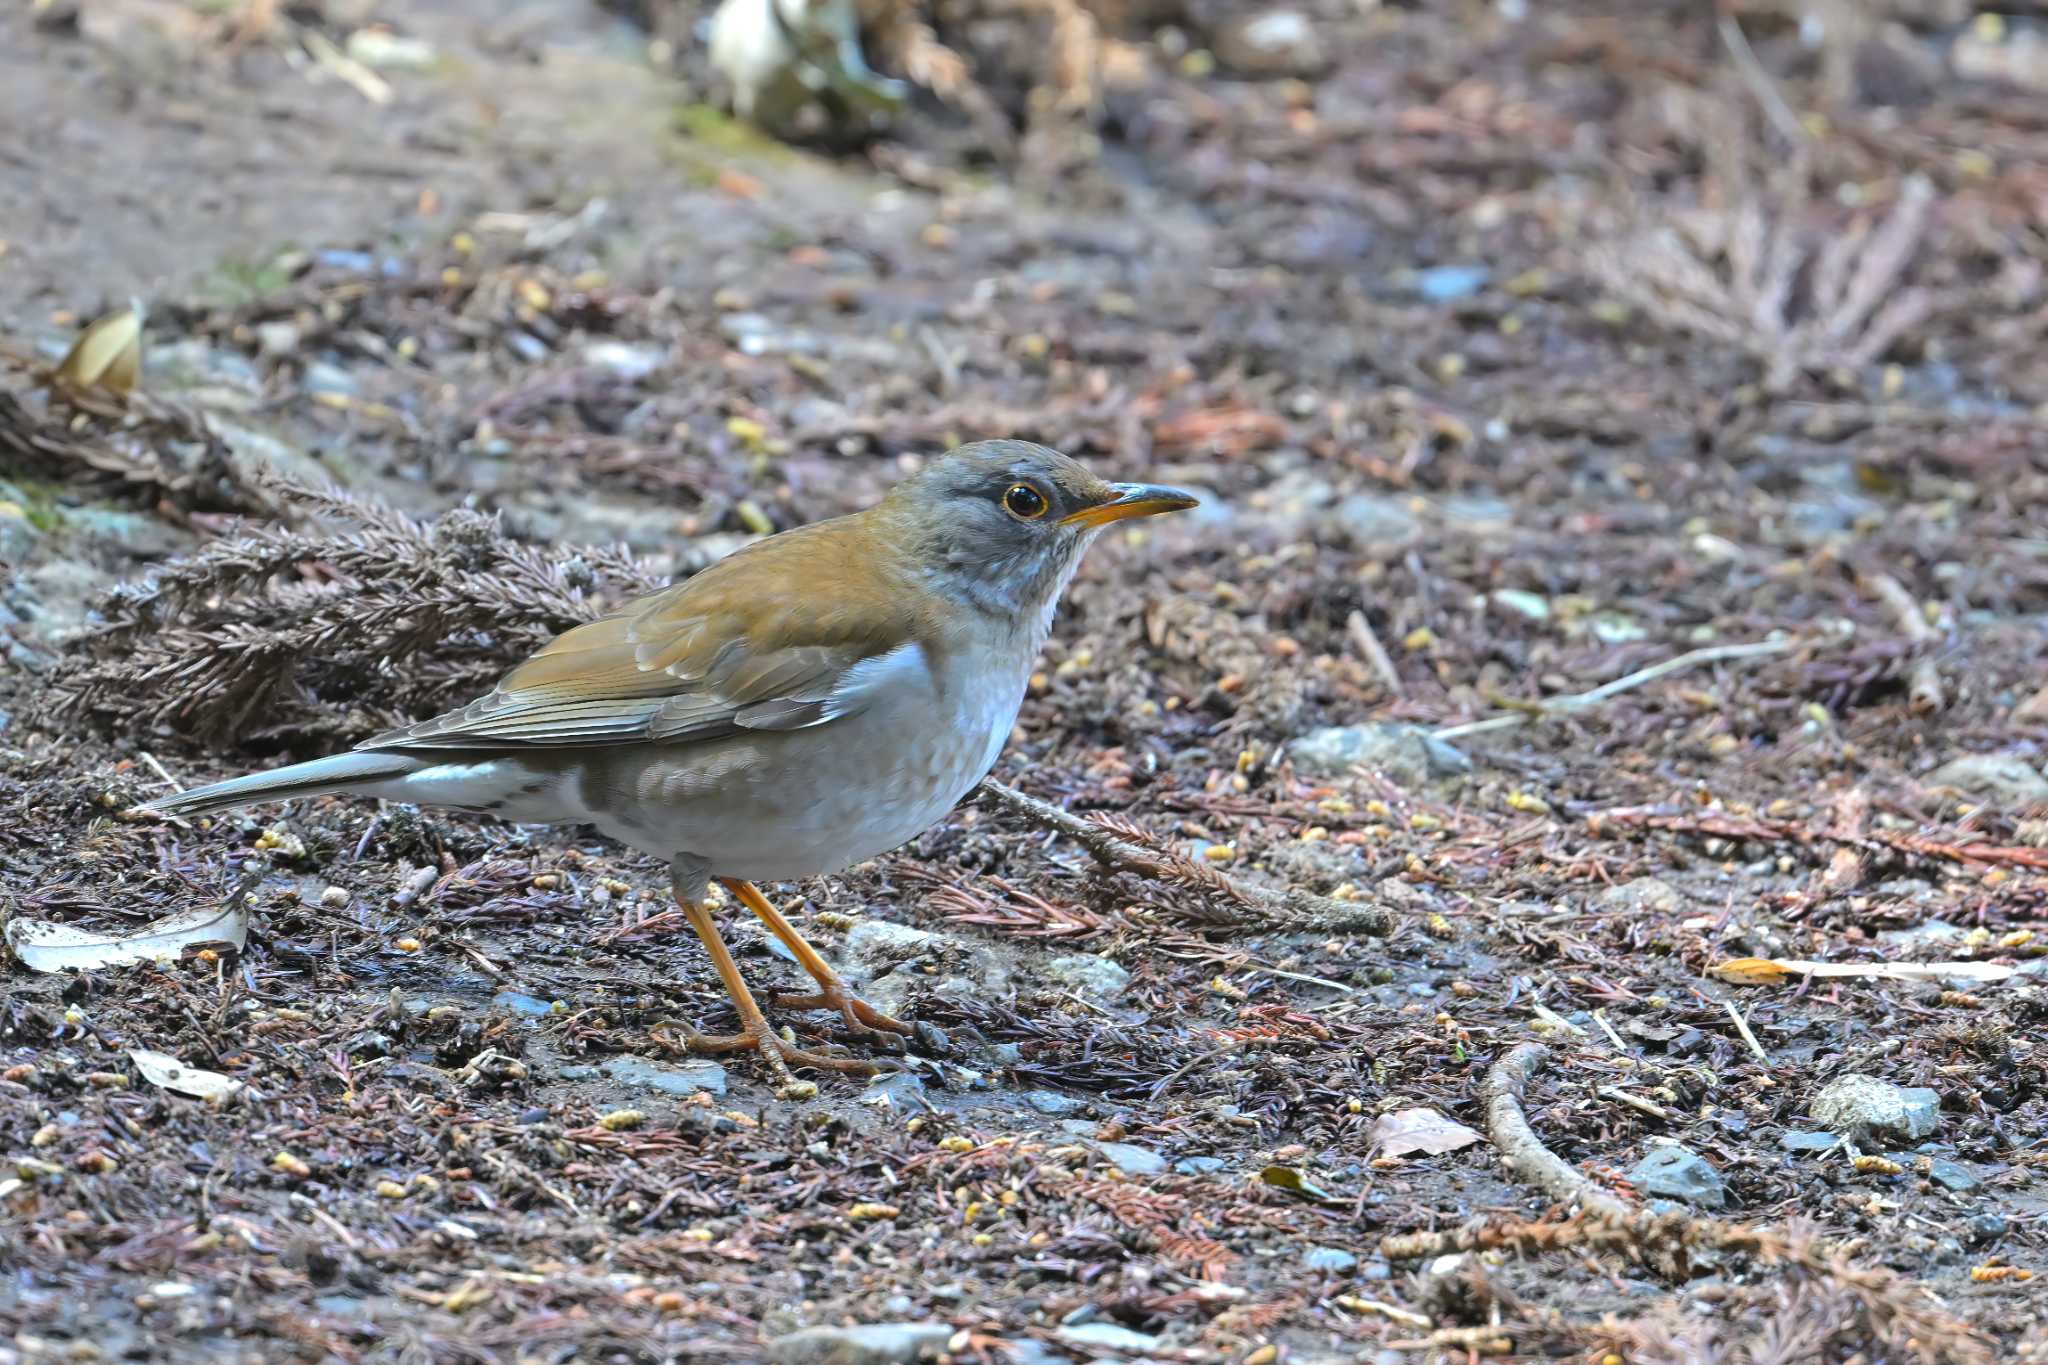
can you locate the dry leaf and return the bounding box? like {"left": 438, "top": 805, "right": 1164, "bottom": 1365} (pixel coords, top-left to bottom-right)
{"left": 1259, "top": 1165, "right": 1340, "bottom": 1203}
{"left": 130, "top": 1049, "right": 245, "bottom": 1102}
{"left": 1711, "top": 957, "right": 2014, "bottom": 985}
{"left": 52, "top": 303, "right": 142, "bottom": 397}
{"left": 5, "top": 896, "right": 249, "bottom": 973}
{"left": 1369, "top": 1107, "right": 1484, "bottom": 1159}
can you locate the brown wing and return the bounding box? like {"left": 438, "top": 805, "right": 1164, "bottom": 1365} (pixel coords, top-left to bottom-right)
{"left": 359, "top": 514, "right": 936, "bottom": 751}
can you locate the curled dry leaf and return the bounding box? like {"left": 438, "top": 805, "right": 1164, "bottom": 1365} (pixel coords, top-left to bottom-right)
{"left": 1710, "top": 957, "right": 2016, "bottom": 986}
{"left": 1369, "top": 1107, "right": 1484, "bottom": 1159}
{"left": 4, "top": 896, "right": 249, "bottom": 973}
{"left": 130, "top": 1049, "right": 246, "bottom": 1102}
{"left": 52, "top": 303, "right": 143, "bottom": 397}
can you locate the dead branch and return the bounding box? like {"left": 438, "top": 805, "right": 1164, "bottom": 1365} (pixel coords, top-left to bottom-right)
{"left": 976, "top": 779, "right": 1394, "bottom": 936}
{"left": 1432, "top": 639, "right": 1795, "bottom": 743}
{"left": 1860, "top": 570, "right": 1945, "bottom": 714}
{"left": 1485, "top": 1043, "right": 1632, "bottom": 1219}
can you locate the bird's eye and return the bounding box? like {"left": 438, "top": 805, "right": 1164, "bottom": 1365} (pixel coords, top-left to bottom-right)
{"left": 1002, "top": 483, "right": 1049, "bottom": 520}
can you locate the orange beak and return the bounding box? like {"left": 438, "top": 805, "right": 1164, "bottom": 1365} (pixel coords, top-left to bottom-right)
{"left": 1060, "top": 481, "right": 1200, "bottom": 530}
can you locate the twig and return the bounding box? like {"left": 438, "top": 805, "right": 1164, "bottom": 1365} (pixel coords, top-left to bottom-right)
{"left": 138, "top": 752, "right": 186, "bottom": 793}
{"left": 1433, "top": 639, "right": 1794, "bottom": 742}
{"left": 1860, "top": 570, "right": 1944, "bottom": 714}
{"left": 977, "top": 780, "right": 1393, "bottom": 936}
{"left": 1483, "top": 1043, "right": 1631, "bottom": 1219}
{"left": 1721, "top": 998, "right": 1772, "bottom": 1066}
{"left": 1597, "top": 1086, "right": 1674, "bottom": 1123}
{"left": 1385, "top": 1325, "right": 1513, "bottom": 1355}
{"left": 1717, "top": 13, "right": 1809, "bottom": 148}
{"left": 1346, "top": 609, "right": 1404, "bottom": 698}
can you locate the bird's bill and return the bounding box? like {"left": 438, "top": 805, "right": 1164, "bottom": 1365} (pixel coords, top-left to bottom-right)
{"left": 1060, "top": 482, "right": 1200, "bottom": 529}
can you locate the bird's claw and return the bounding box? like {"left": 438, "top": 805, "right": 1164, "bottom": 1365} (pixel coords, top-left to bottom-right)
{"left": 682, "top": 1018, "right": 879, "bottom": 1082}
{"left": 773, "top": 983, "right": 913, "bottom": 1044}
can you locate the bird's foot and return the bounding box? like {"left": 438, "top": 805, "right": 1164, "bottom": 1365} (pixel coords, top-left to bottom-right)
{"left": 682, "top": 1016, "right": 881, "bottom": 1086}
{"left": 773, "top": 979, "right": 913, "bottom": 1043}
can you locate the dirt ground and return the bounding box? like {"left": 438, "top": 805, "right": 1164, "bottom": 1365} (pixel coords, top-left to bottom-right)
{"left": 2, "top": 0, "right": 2046, "bottom": 1361}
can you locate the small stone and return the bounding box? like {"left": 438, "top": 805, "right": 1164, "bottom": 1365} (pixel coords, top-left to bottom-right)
{"left": 1962, "top": 1211, "right": 2007, "bottom": 1246}
{"left": 1044, "top": 953, "right": 1130, "bottom": 1003}
{"left": 1332, "top": 493, "right": 1420, "bottom": 545}
{"left": 1490, "top": 589, "right": 1551, "bottom": 622}
{"left": 1302, "top": 1245, "right": 1359, "bottom": 1273}
{"left": 1287, "top": 723, "right": 1472, "bottom": 787}
{"left": 1779, "top": 1130, "right": 1843, "bottom": 1154}
{"left": 1055, "top": 1322, "right": 1161, "bottom": 1354}
{"left": 1627, "top": 1145, "right": 1727, "bottom": 1209}
{"left": 1924, "top": 754, "right": 2048, "bottom": 808}
{"left": 1175, "top": 1156, "right": 1226, "bottom": 1176}
{"left": 1811, "top": 1074, "right": 1941, "bottom": 1145}
{"left": 1411, "top": 264, "right": 1491, "bottom": 303}
{"left": 1023, "top": 1090, "right": 1085, "bottom": 1116}
{"left": 599, "top": 1055, "right": 728, "bottom": 1098}
{"left": 1213, "top": 8, "right": 1329, "bottom": 78}
{"left": 1597, "top": 878, "right": 1684, "bottom": 915}
{"left": 1926, "top": 1159, "right": 1981, "bottom": 1193}
{"left": 764, "top": 1322, "right": 952, "bottom": 1365}
{"left": 1095, "top": 1142, "right": 1166, "bottom": 1176}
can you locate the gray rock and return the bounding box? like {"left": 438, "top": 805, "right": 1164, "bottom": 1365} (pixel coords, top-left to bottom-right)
{"left": 1596, "top": 877, "right": 1685, "bottom": 916}
{"left": 1095, "top": 1142, "right": 1166, "bottom": 1176}
{"left": 1411, "top": 264, "right": 1490, "bottom": 303}
{"left": 1302, "top": 1245, "right": 1359, "bottom": 1273}
{"left": 1962, "top": 1211, "right": 2007, "bottom": 1246}
{"left": 1490, "top": 589, "right": 1550, "bottom": 622}
{"left": 1924, "top": 754, "right": 2048, "bottom": 808}
{"left": 1927, "top": 1159, "right": 1981, "bottom": 1193}
{"left": 1044, "top": 953, "right": 1130, "bottom": 1003}
{"left": 1055, "top": 1322, "right": 1160, "bottom": 1354}
{"left": 1288, "top": 723, "right": 1471, "bottom": 787}
{"left": 1213, "top": 9, "right": 1328, "bottom": 78}
{"left": 1023, "top": 1090, "right": 1085, "bottom": 1116}
{"left": 0, "top": 497, "right": 39, "bottom": 565}
{"left": 1779, "top": 1130, "right": 1844, "bottom": 1154}
{"left": 1174, "top": 1156, "right": 1226, "bottom": 1176}
{"left": 765, "top": 1323, "right": 952, "bottom": 1365}
{"left": 598, "top": 1055, "right": 728, "bottom": 1098}
{"left": 1811, "top": 1074, "right": 1941, "bottom": 1145}
{"left": 1628, "top": 1145, "right": 1727, "bottom": 1209}
{"left": 1332, "top": 492, "right": 1420, "bottom": 545}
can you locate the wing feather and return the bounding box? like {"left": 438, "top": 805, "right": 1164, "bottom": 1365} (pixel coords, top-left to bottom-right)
{"left": 358, "top": 514, "right": 938, "bottom": 752}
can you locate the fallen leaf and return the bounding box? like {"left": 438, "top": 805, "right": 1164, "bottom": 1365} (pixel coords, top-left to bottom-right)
{"left": 129, "top": 1050, "right": 245, "bottom": 1102}
{"left": 1258, "top": 1165, "right": 1340, "bottom": 1203}
{"left": 52, "top": 303, "right": 142, "bottom": 396}
{"left": 1711, "top": 957, "right": 2014, "bottom": 985}
{"left": 5, "top": 896, "right": 249, "bottom": 973}
{"left": 1369, "top": 1107, "right": 1483, "bottom": 1159}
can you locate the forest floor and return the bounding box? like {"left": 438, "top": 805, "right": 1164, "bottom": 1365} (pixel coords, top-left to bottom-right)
{"left": 1, "top": 1, "right": 2045, "bottom": 1361}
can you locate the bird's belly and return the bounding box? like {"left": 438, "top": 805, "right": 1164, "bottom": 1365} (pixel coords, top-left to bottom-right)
{"left": 582, "top": 660, "right": 1024, "bottom": 882}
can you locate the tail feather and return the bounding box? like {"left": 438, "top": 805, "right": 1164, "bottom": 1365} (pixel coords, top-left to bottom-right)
{"left": 143, "top": 751, "right": 427, "bottom": 818}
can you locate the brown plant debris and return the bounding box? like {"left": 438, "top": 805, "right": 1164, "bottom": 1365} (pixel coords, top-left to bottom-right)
{"left": 50, "top": 476, "right": 663, "bottom": 746}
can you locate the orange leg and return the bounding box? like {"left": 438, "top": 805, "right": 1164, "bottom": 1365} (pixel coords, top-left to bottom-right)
{"left": 718, "top": 878, "right": 913, "bottom": 1040}
{"left": 676, "top": 898, "right": 877, "bottom": 1081}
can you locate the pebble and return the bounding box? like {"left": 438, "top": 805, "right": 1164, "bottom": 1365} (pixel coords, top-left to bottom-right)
{"left": 1095, "top": 1142, "right": 1167, "bottom": 1176}
{"left": 1022, "top": 1090, "right": 1085, "bottom": 1116}
{"left": 1055, "top": 1322, "right": 1160, "bottom": 1354}
{"left": 1811, "top": 1074, "right": 1941, "bottom": 1145}
{"left": 1923, "top": 753, "right": 2048, "bottom": 807}
{"left": 1302, "top": 1245, "right": 1359, "bottom": 1273}
{"left": 1174, "top": 1156, "right": 1226, "bottom": 1176}
{"left": 1043, "top": 953, "right": 1130, "bottom": 1003}
{"left": 1926, "top": 1159, "right": 1981, "bottom": 1193}
{"left": 1286, "top": 723, "right": 1472, "bottom": 787}
{"left": 1779, "top": 1130, "right": 1843, "bottom": 1154}
{"left": 598, "top": 1055, "right": 728, "bottom": 1098}
{"left": 1628, "top": 1144, "right": 1728, "bottom": 1209}
{"left": 1962, "top": 1211, "right": 2007, "bottom": 1246}
{"left": 764, "top": 1322, "right": 951, "bottom": 1365}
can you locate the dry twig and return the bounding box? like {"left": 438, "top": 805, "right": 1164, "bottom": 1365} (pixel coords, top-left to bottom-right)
{"left": 1433, "top": 639, "right": 1794, "bottom": 742}
{"left": 976, "top": 780, "right": 1394, "bottom": 936}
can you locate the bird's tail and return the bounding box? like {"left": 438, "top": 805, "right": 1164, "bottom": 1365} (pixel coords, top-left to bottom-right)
{"left": 141, "top": 752, "right": 429, "bottom": 818}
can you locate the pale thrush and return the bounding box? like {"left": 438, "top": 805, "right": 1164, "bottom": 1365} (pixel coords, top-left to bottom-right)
{"left": 142, "top": 441, "right": 1197, "bottom": 1082}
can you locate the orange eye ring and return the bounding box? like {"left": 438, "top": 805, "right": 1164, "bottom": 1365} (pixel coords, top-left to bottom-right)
{"left": 1003, "top": 483, "right": 1049, "bottom": 520}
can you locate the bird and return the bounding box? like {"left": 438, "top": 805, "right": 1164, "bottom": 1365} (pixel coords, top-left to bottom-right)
{"left": 141, "top": 441, "right": 1197, "bottom": 1086}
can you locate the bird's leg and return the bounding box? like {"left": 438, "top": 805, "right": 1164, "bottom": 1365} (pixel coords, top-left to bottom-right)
{"left": 675, "top": 897, "right": 878, "bottom": 1080}
{"left": 718, "top": 878, "right": 913, "bottom": 1041}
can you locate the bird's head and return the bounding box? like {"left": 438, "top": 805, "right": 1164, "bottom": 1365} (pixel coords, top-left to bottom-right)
{"left": 880, "top": 439, "right": 1198, "bottom": 626}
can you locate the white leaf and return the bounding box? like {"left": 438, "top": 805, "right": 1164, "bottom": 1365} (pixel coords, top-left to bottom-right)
{"left": 1369, "top": 1107, "right": 1484, "bottom": 1159}
{"left": 4, "top": 898, "right": 248, "bottom": 973}
{"left": 130, "top": 1050, "right": 245, "bottom": 1102}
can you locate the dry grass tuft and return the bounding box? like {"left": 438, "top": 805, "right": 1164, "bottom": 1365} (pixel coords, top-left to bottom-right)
{"left": 50, "top": 477, "right": 663, "bottom": 749}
